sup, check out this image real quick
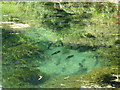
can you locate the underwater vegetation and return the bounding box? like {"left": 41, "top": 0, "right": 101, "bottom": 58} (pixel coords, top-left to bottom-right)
{"left": 1, "top": 2, "right": 119, "bottom": 88}
{"left": 2, "top": 28, "right": 49, "bottom": 88}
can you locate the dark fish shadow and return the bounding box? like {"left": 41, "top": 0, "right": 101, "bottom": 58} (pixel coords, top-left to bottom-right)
{"left": 81, "top": 59, "right": 86, "bottom": 63}
{"left": 51, "top": 51, "right": 61, "bottom": 55}
{"left": 66, "top": 55, "right": 74, "bottom": 59}
{"left": 55, "top": 59, "right": 61, "bottom": 65}
{"left": 75, "top": 63, "right": 88, "bottom": 75}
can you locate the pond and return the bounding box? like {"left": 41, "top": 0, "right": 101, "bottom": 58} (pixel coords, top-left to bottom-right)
{"left": 22, "top": 27, "right": 101, "bottom": 76}
{"left": 2, "top": 26, "right": 103, "bottom": 87}
{"left": 2, "top": 23, "right": 117, "bottom": 88}
{"left": 2, "top": 18, "right": 116, "bottom": 88}
{"left": 39, "top": 47, "right": 100, "bottom": 76}
{"left": 2, "top": 2, "right": 119, "bottom": 88}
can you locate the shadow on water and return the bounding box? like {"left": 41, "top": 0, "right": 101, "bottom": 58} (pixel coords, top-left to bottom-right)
{"left": 2, "top": 28, "right": 51, "bottom": 86}
{"left": 63, "top": 43, "right": 98, "bottom": 52}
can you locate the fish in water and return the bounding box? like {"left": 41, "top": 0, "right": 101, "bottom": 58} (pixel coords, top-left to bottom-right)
{"left": 56, "top": 60, "right": 60, "bottom": 65}
{"left": 62, "top": 67, "right": 66, "bottom": 72}
{"left": 81, "top": 59, "right": 86, "bottom": 63}
{"left": 66, "top": 55, "right": 74, "bottom": 59}
{"left": 47, "top": 42, "right": 53, "bottom": 49}
{"left": 78, "top": 63, "right": 87, "bottom": 73}
{"left": 51, "top": 51, "right": 61, "bottom": 55}
{"left": 94, "top": 58, "right": 99, "bottom": 67}
{"left": 79, "top": 63, "right": 83, "bottom": 68}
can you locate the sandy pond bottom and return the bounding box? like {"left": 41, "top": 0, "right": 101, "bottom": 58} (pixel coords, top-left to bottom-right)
{"left": 38, "top": 46, "right": 101, "bottom": 76}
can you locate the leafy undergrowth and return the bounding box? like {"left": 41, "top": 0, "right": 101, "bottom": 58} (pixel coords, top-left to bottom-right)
{"left": 59, "top": 19, "right": 118, "bottom": 47}
{"left": 96, "top": 45, "right": 120, "bottom": 66}
{"left": 41, "top": 66, "right": 119, "bottom": 88}
{"left": 2, "top": 28, "right": 49, "bottom": 88}
{"left": 3, "top": 66, "right": 49, "bottom": 88}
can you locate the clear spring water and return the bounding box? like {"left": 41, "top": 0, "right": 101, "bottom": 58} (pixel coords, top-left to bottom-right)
{"left": 23, "top": 27, "right": 101, "bottom": 76}
{"left": 38, "top": 46, "right": 100, "bottom": 76}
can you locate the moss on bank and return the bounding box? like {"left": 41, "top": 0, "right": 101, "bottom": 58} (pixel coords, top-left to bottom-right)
{"left": 2, "top": 28, "right": 49, "bottom": 88}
